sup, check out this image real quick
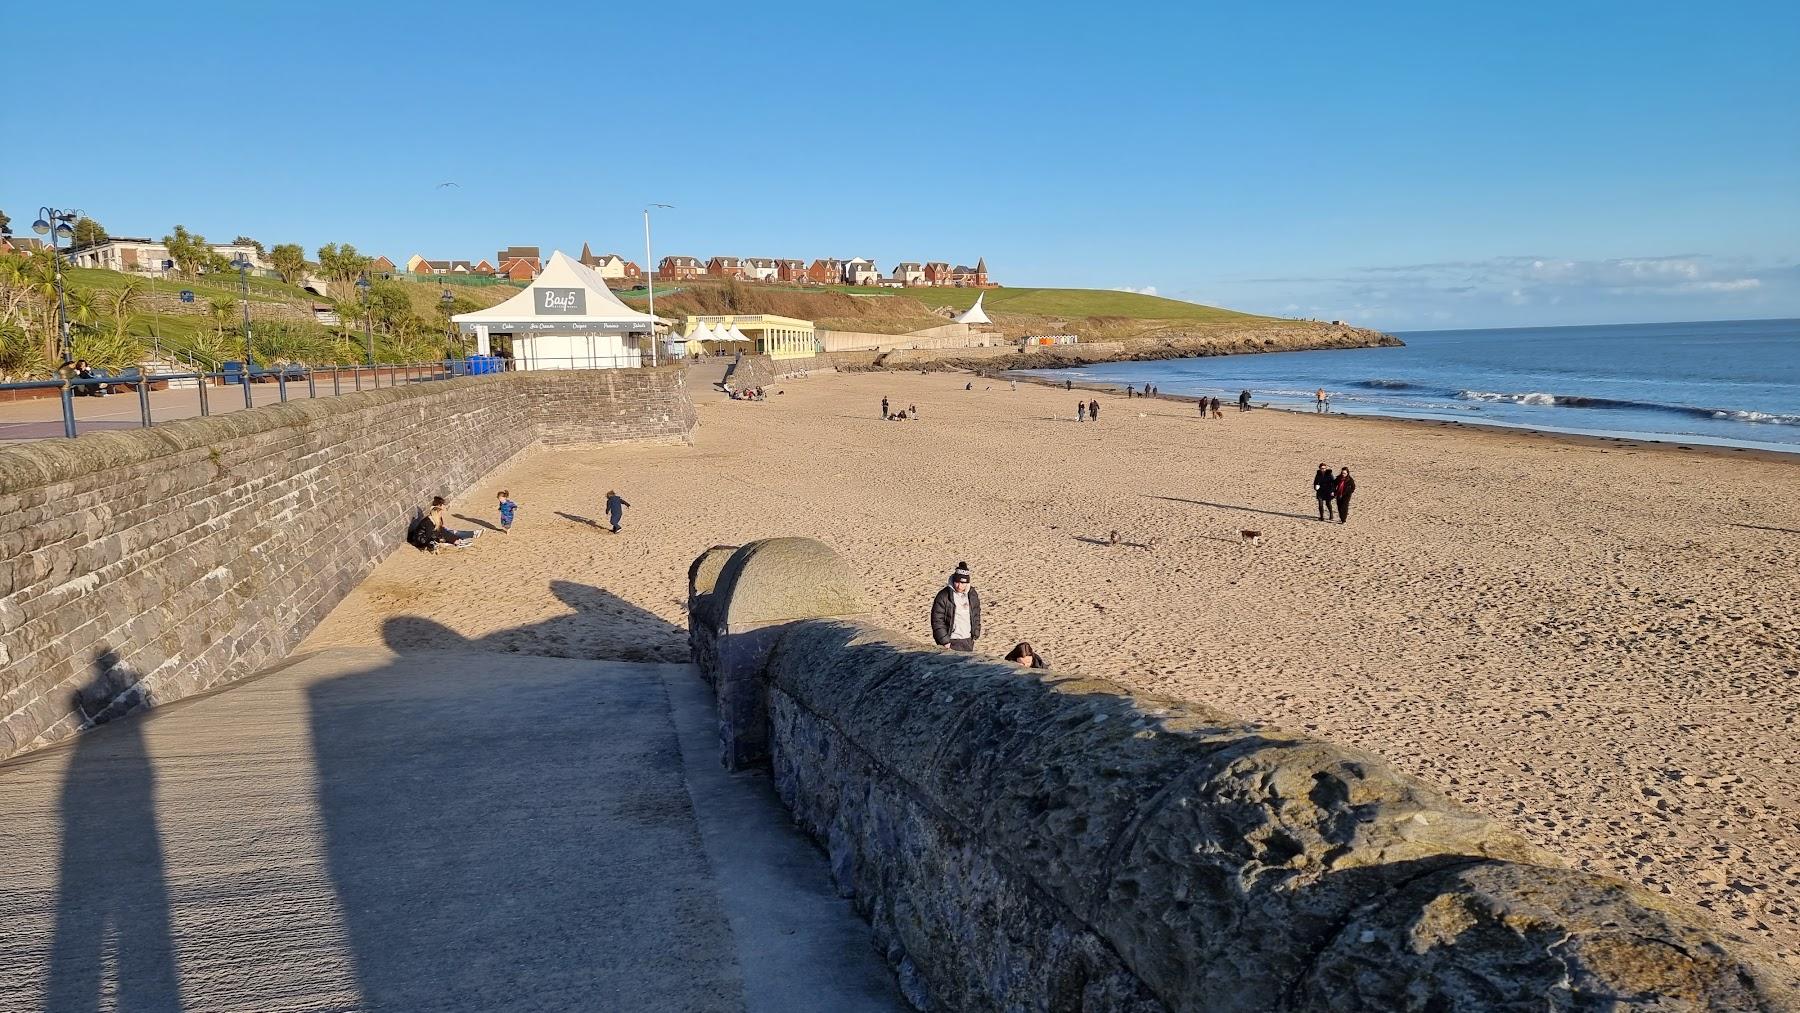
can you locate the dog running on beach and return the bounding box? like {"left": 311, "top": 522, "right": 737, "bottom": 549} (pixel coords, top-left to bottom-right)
{"left": 1240, "top": 529, "right": 1263, "bottom": 546}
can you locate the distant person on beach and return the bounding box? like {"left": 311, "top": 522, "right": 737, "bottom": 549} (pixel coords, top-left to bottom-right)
{"left": 965, "top": 381, "right": 973, "bottom": 391}
{"left": 909, "top": 404, "right": 918, "bottom": 419}
{"left": 497, "top": 490, "right": 518, "bottom": 533}
{"left": 1197, "top": 398, "right": 1207, "bottom": 416}
{"left": 1315, "top": 388, "right": 1329, "bottom": 413}
{"left": 1078, "top": 401, "right": 1086, "bottom": 422}
{"left": 1239, "top": 390, "right": 1252, "bottom": 411}
{"left": 1065, "top": 379, "right": 1072, "bottom": 390}
{"left": 1010, "top": 380, "right": 1017, "bottom": 391}
{"left": 1312, "top": 463, "right": 1337, "bottom": 521}
{"left": 1210, "top": 397, "right": 1223, "bottom": 419}
{"left": 930, "top": 562, "right": 981, "bottom": 653}
{"left": 410, "top": 495, "right": 478, "bottom": 550}
{"left": 605, "top": 490, "right": 631, "bottom": 533}
{"left": 1335, "top": 467, "right": 1357, "bottom": 524}
{"left": 1005, "top": 641, "right": 1049, "bottom": 669}
{"left": 1088, "top": 399, "right": 1100, "bottom": 421}
{"left": 881, "top": 396, "right": 888, "bottom": 418}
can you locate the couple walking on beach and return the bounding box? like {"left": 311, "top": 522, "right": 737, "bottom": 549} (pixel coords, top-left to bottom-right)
{"left": 1077, "top": 399, "right": 1100, "bottom": 422}
{"left": 929, "top": 561, "right": 1052, "bottom": 669}
{"left": 1311, "top": 463, "right": 1357, "bottom": 522}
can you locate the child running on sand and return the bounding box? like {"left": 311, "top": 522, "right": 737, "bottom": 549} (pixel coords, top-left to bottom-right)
{"left": 497, "top": 490, "right": 518, "bottom": 532}
{"left": 605, "top": 490, "right": 631, "bottom": 534}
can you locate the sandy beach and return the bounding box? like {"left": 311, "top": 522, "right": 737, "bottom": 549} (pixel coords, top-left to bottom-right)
{"left": 304, "top": 367, "right": 1800, "bottom": 972}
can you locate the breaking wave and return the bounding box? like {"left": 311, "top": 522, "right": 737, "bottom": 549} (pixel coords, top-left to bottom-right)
{"left": 1455, "top": 390, "right": 1800, "bottom": 426}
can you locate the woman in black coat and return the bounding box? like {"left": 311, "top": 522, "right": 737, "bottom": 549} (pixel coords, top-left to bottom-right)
{"left": 1335, "top": 467, "right": 1357, "bottom": 524}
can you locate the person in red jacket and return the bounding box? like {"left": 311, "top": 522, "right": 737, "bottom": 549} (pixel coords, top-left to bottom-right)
{"left": 1335, "top": 467, "right": 1357, "bottom": 524}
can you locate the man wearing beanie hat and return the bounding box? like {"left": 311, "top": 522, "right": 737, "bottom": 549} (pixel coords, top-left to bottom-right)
{"left": 930, "top": 562, "right": 982, "bottom": 652}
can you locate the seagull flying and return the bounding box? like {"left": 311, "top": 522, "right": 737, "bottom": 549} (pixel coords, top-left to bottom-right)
{"left": 435, "top": 181, "right": 460, "bottom": 189}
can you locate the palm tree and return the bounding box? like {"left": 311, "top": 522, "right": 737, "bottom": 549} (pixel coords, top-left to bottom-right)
{"left": 103, "top": 279, "right": 144, "bottom": 344}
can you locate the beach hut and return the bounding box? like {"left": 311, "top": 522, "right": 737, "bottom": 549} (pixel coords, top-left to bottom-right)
{"left": 952, "top": 292, "right": 992, "bottom": 326}
{"left": 451, "top": 250, "right": 664, "bottom": 369}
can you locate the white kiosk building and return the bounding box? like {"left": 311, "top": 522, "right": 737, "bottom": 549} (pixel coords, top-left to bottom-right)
{"left": 452, "top": 250, "right": 661, "bottom": 369}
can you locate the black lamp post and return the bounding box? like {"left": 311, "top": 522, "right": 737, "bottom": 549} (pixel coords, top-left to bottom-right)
{"left": 355, "top": 275, "right": 374, "bottom": 366}
{"left": 231, "top": 255, "right": 255, "bottom": 368}
{"left": 31, "top": 207, "right": 79, "bottom": 362}
{"left": 440, "top": 288, "right": 457, "bottom": 360}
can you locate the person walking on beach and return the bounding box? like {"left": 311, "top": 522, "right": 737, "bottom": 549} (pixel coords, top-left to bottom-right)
{"left": 604, "top": 490, "right": 631, "bottom": 534}
{"left": 1210, "top": 397, "right": 1223, "bottom": 419}
{"left": 881, "top": 396, "right": 889, "bottom": 419}
{"left": 1315, "top": 388, "right": 1329, "bottom": 413}
{"left": 930, "top": 562, "right": 981, "bottom": 653}
{"left": 1065, "top": 379, "right": 1072, "bottom": 390}
{"left": 1197, "top": 398, "right": 1208, "bottom": 417}
{"left": 1078, "top": 401, "right": 1087, "bottom": 422}
{"left": 1312, "top": 463, "right": 1338, "bottom": 521}
{"left": 1088, "top": 399, "right": 1100, "bottom": 421}
{"left": 497, "top": 490, "right": 519, "bottom": 533}
{"left": 1334, "top": 467, "right": 1357, "bottom": 524}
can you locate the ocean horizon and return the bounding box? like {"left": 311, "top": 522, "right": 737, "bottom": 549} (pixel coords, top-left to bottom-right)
{"left": 1015, "top": 317, "right": 1800, "bottom": 452}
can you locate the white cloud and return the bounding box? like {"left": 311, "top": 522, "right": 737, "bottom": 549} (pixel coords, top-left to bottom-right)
{"left": 1112, "top": 285, "right": 1158, "bottom": 296}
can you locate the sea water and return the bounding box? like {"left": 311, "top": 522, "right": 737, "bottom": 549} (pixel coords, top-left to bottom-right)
{"left": 1014, "top": 318, "right": 1800, "bottom": 452}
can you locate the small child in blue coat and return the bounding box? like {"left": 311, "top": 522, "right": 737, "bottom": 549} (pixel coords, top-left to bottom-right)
{"left": 605, "top": 490, "right": 631, "bottom": 534}
{"left": 497, "top": 490, "right": 519, "bottom": 533}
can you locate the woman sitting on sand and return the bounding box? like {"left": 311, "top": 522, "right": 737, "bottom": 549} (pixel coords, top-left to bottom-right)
{"left": 1005, "top": 642, "right": 1049, "bottom": 669}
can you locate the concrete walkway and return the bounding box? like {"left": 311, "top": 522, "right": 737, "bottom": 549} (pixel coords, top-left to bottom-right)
{"left": 0, "top": 649, "right": 898, "bottom": 1012}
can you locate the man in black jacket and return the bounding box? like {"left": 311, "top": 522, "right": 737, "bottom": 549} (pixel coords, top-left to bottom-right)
{"left": 930, "top": 562, "right": 981, "bottom": 652}
{"left": 1312, "top": 463, "right": 1337, "bottom": 521}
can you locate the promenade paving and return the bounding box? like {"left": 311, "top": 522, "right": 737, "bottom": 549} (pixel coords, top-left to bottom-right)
{"left": 0, "top": 648, "right": 898, "bottom": 1012}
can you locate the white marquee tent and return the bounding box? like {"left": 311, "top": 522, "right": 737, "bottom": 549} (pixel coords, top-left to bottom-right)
{"left": 952, "top": 292, "right": 992, "bottom": 326}
{"left": 452, "top": 250, "right": 663, "bottom": 369}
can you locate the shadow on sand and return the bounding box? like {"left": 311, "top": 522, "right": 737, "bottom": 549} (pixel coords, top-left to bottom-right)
{"left": 1147, "top": 494, "right": 1319, "bottom": 521}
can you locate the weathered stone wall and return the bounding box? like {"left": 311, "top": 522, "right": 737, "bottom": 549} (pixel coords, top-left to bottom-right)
{"left": 688, "top": 538, "right": 1778, "bottom": 1012}
{"left": 722, "top": 353, "right": 775, "bottom": 390}
{"left": 0, "top": 369, "right": 695, "bottom": 761}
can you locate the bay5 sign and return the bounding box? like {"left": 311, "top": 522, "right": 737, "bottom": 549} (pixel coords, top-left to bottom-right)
{"left": 538, "top": 288, "right": 586, "bottom": 314}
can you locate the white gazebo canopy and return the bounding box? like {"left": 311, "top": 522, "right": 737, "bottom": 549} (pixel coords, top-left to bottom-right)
{"left": 953, "top": 292, "right": 991, "bottom": 325}
{"left": 453, "top": 250, "right": 663, "bottom": 366}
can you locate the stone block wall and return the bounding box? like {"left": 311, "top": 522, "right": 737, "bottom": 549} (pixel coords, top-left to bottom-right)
{"left": 523, "top": 365, "right": 696, "bottom": 447}
{"left": 0, "top": 369, "right": 695, "bottom": 761}
{"left": 722, "top": 353, "right": 775, "bottom": 390}
{"left": 688, "top": 538, "right": 1777, "bottom": 1012}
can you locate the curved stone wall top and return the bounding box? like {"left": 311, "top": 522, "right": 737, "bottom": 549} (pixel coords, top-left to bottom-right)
{"left": 687, "top": 545, "right": 739, "bottom": 602}
{"left": 711, "top": 537, "right": 865, "bottom": 630}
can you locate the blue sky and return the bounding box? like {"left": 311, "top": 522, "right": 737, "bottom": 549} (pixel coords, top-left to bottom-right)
{"left": 6, "top": 1, "right": 1797, "bottom": 329}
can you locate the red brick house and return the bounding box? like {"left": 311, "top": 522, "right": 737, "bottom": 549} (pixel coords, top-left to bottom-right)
{"left": 948, "top": 257, "right": 989, "bottom": 287}
{"left": 807, "top": 259, "right": 844, "bottom": 285}
{"left": 707, "top": 256, "right": 745, "bottom": 279}
{"left": 472, "top": 259, "right": 497, "bottom": 275}
{"left": 776, "top": 258, "right": 807, "bottom": 282}
{"left": 658, "top": 256, "right": 703, "bottom": 281}
{"left": 369, "top": 255, "right": 396, "bottom": 275}
{"left": 496, "top": 257, "right": 538, "bottom": 281}
{"left": 923, "top": 261, "right": 952, "bottom": 286}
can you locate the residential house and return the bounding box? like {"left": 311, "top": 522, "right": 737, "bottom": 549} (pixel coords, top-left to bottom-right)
{"left": 472, "top": 259, "right": 497, "bottom": 276}
{"left": 2, "top": 236, "right": 48, "bottom": 255}
{"left": 806, "top": 258, "right": 844, "bottom": 285}
{"left": 496, "top": 245, "right": 541, "bottom": 271}
{"left": 580, "top": 244, "right": 642, "bottom": 282}
{"left": 742, "top": 257, "right": 780, "bottom": 282}
{"left": 369, "top": 255, "right": 397, "bottom": 276}
{"left": 776, "top": 258, "right": 807, "bottom": 282}
{"left": 658, "top": 255, "right": 704, "bottom": 281}
{"left": 496, "top": 257, "right": 538, "bottom": 282}
{"left": 923, "top": 261, "right": 952, "bottom": 286}
{"left": 707, "top": 256, "right": 745, "bottom": 279}
{"left": 948, "top": 257, "right": 989, "bottom": 287}
{"left": 68, "top": 237, "right": 270, "bottom": 275}
{"left": 891, "top": 262, "right": 926, "bottom": 286}
{"left": 843, "top": 257, "right": 881, "bottom": 285}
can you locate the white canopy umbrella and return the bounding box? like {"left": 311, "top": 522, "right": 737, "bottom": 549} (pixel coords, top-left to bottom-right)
{"left": 953, "top": 292, "right": 991, "bottom": 325}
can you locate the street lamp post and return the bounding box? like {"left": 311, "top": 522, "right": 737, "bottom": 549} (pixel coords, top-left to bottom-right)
{"left": 644, "top": 203, "right": 673, "bottom": 368}
{"left": 232, "top": 256, "right": 255, "bottom": 367}
{"left": 356, "top": 275, "right": 374, "bottom": 367}
{"left": 441, "top": 288, "right": 457, "bottom": 362}
{"left": 31, "top": 207, "right": 79, "bottom": 363}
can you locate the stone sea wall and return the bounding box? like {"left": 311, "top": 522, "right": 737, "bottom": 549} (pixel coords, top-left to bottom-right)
{"left": 688, "top": 537, "right": 1778, "bottom": 1012}
{"left": 0, "top": 367, "right": 695, "bottom": 761}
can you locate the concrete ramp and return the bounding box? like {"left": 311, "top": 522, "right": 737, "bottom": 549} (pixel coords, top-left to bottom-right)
{"left": 0, "top": 649, "right": 897, "bottom": 1012}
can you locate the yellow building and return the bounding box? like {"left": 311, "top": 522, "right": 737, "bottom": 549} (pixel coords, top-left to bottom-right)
{"left": 685, "top": 313, "right": 818, "bottom": 360}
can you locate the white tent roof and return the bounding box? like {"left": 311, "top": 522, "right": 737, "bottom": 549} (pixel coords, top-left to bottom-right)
{"left": 452, "top": 250, "right": 660, "bottom": 334}
{"left": 953, "top": 292, "right": 991, "bottom": 325}
{"left": 725, "top": 325, "right": 752, "bottom": 343}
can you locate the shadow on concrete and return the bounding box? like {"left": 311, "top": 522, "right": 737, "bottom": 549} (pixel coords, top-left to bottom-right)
{"left": 380, "top": 580, "right": 689, "bottom": 665}
{"left": 1147, "top": 494, "right": 1318, "bottom": 521}
{"left": 305, "top": 585, "right": 747, "bottom": 1010}
{"left": 47, "top": 649, "right": 183, "bottom": 1011}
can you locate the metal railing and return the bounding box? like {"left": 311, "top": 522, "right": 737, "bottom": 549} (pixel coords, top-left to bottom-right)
{"left": 0, "top": 356, "right": 637, "bottom": 440}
